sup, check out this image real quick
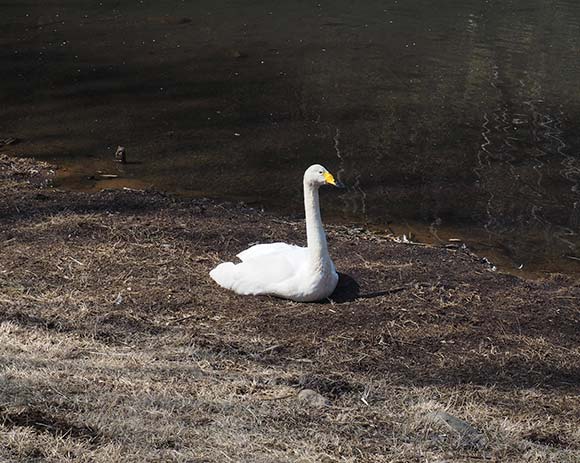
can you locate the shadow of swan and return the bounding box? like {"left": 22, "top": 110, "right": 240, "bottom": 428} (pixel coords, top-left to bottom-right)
{"left": 328, "top": 273, "right": 409, "bottom": 303}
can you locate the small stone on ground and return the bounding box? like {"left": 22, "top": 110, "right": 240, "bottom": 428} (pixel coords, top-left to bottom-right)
{"left": 296, "top": 389, "right": 329, "bottom": 407}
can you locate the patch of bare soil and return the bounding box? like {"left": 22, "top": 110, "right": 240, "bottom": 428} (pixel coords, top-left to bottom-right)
{"left": 0, "top": 154, "right": 579, "bottom": 462}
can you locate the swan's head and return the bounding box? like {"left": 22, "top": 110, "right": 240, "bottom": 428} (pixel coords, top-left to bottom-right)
{"left": 304, "top": 164, "right": 342, "bottom": 188}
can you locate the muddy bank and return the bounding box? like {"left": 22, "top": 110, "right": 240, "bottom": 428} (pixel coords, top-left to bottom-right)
{"left": 1, "top": 153, "right": 579, "bottom": 387}
{"left": 1, "top": 154, "right": 579, "bottom": 462}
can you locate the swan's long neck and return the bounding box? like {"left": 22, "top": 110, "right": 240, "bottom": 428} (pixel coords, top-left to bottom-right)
{"left": 304, "top": 180, "right": 329, "bottom": 264}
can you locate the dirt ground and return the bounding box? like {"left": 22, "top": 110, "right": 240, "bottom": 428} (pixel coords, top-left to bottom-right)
{"left": 0, "top": 154, "right": 579, "bottom": 462}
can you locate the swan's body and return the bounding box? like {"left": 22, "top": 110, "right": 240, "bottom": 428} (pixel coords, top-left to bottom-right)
{"left": 210, "top": 164, "right": 340, "bottom": 302}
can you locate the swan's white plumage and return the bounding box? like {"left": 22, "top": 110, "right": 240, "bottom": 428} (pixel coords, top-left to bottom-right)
{"left": 236, "top": 242, "right": 307, "bottom": 264}
{"left": 209, "top": 164, "right": 340, "bottom": 302}
{"left": 210, "top": 244, "right": 309, "bottom": 295}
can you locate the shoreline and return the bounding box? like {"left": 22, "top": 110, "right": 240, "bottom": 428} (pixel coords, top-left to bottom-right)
{"left": 1, "top": 153, "right": 579, "bottom": 462}
{"left": 37, "top": 152, "right": 578, "bottom": 280}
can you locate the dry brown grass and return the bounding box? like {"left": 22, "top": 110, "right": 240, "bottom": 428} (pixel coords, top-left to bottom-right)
{"left": 0, "top": 155, "right": 579, "bottom": 462}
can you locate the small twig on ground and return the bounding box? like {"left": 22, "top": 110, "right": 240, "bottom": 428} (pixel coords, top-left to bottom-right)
{"left": 360, "top": 385, "right": 371, "bottom": 406}
{"left": 165, "top": 313, "right": 199, "bottom": 325}
{"left": 68, "top": 256, "right": 85, "bottom": 266}
{"left": 260, "top": 344, "right": 282, "bottom": 353}
{"left": 218, "top": 450, "right": 234, "bottom": 462}
{"left": 254, "top": 393, "right": 295, "bottom": 401}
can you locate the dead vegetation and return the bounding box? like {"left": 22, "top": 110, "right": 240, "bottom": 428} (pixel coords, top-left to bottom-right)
{"left": 0, "top": 154, "right": 579, "bottom": 462}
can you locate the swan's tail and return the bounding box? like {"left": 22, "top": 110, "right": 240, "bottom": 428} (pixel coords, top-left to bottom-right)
{"left": 209, "top": 262, "right": 237, "bottom": 290}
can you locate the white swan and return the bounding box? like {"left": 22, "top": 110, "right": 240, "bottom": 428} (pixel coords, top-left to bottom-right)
{"left": 210, "top": 164, "right": 341, "bottom": 302}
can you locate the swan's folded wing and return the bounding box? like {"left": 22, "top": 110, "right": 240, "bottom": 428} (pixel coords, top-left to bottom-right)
{"left": 207, "top": 243, "right": 307, "bottom": 295}
{"left": 237, "top": 243, "right": 308, "bottom": 271}
{"left": 211, "top": 251, "right": 303, "bottom": 295}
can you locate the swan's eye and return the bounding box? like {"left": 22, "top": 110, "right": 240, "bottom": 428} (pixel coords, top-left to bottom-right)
{"left": 318, "top": 171, "right": 323, "bottom": 174}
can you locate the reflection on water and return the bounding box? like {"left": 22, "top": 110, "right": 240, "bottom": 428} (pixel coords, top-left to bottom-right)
{"left": 2, "top": 0, "right": 580, "bottom": 274}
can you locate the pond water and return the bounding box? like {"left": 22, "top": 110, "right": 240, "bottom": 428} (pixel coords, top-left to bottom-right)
{"left": 3, "top": 0, "right": 580, "bottom": 275}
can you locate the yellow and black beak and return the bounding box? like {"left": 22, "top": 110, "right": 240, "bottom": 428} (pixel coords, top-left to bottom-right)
{"left": 324, "top": 171, "right": 345, "bottom": 188}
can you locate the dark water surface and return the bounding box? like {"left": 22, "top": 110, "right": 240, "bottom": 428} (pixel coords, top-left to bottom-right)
{"left": 3, "top": 0, "right": 580, "bottom": 274}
